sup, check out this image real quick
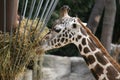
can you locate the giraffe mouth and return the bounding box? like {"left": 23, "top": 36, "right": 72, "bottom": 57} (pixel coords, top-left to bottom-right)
{"left": 39, "top": 40, "right": 49, "bottom": 51}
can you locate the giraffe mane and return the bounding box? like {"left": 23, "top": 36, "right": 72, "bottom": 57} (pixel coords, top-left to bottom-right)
{"left": 77, "top": 18, "right": 120, "bottom": 72}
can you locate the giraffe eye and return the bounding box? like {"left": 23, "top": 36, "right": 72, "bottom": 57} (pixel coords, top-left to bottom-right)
{"left": 72, "top": 24, "right": 77, "bottom": 28}
{"left": 53, "top": 28, "right": 61, "bottom": 33}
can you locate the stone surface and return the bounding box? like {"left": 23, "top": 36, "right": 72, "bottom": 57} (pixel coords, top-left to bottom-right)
{"left": 23, "top": 69, "right": 32, "bottom": 80}
{"left": 42, "top": 55, "right": 95, "bottom": 80}
{"left": 41, "top": 68, "right": 57, "bottom": 80}
{"left": 69, "top": 57, "right": 95, "bottom": 80}
{"left": 22, "top": 55, "right": 95, "bottom": 80}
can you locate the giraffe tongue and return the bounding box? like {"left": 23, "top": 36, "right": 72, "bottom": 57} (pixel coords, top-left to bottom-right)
{"left": 60, "top": 5, "right": 70, "bottom": 18}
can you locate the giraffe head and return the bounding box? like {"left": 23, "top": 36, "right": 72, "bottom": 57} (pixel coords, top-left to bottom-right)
{"left": 40, "top": 5, "right": 87, "bottom": 51}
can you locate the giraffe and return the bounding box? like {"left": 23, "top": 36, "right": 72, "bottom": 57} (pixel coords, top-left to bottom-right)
{"left": 39, "top": 5, "right": 120, "bottom": 80}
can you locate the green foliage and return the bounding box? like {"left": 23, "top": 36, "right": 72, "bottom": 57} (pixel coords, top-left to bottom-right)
{"left": 47, "top": 0, "right": 95, "bottom": 28}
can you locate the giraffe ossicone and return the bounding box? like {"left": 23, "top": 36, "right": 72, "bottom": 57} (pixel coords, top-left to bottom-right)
{"left": 40, "top": 5, "right": 120, "bottom": 80}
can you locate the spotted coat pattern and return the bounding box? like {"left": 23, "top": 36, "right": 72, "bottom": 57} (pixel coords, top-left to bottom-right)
{"left": 41, "top": 5, "right": 120, "bottom": 80}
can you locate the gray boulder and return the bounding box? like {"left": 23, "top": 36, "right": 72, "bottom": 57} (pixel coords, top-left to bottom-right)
{"left": 43, "top": 55, "right": 71, "bottom": 79}
{"left": 69, "top": 57, "right": 95, "bottom": 80}
{"left": 42, "top": 55, "right": 95, "bottom": 80}
{"left": 21, "top": 55, "right": 95, "bottom": 80}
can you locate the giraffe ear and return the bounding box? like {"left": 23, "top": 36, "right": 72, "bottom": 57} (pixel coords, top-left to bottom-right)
{"left": 77, "top": 18, "right": 81, "bottom": 23}
{"left": 77, "top": 18, "right": 87, "bottom": 27}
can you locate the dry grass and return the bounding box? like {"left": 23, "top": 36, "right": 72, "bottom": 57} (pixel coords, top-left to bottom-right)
{"left": 0, "top": 19, "right": 49, "bottom": 80}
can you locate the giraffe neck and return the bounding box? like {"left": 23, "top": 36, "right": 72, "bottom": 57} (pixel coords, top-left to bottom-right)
{"left": 74, "top": 32, "right": 120, "bottom": 80}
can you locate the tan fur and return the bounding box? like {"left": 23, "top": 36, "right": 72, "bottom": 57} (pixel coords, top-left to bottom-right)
{"left": 78, "top": 18, "right": 120, "bottom": 72}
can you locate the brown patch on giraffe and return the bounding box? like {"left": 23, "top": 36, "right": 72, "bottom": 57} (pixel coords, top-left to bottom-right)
{"left": 91, "top": 69, "right": 99, "bottom": 80}
{"left": 79, "top": 44, "right": 82, "bottom": 52}
{"left": 82, "top": 55, "right": 94, "bottom": 67}
{"left": 88, "top": 39, "right": 96, "bottom": 51}
{"left": 57, "top": 43, "right": 61, "bottom": 46}
{"left": 69, "top": 34, "right": 72, "bottom": 38}
{"left": 65, "top": 39, "right": 68, "bottom": 42}
{"left": 62, "top": 29, "right": 65, "bottom": 33}
{"left": 95, "top": 52, "right": 108, "bottom": 65}
{"left": 57, "top": 38, "right": 60, "bottom": 42}
{"left": 66, "top": 34, "right": 68, "bottom": 37}
{"left": 94, "top": 64, "right": 104, "bottom": 76}
{"left": 58, "top": 34, "right": 61, "bottom": 38}
{"left": 106, "top": 66, "right": 119, "bottom": 80}
{"left": 82, "top": 38, "right": 86, "bottom": 45}
{"left": 55, "top": 45, "right": 58, "bottom": 47}
{"left": 80, "top": 28, "right": 87, "bottom": 36}
{"left": 68, "top": 29, "right": 70, "bottom": 32}
{"left": 77, "top": 35, "right": 82, "bottom": 39}
{"left": 84, "top": 47, "right": 90, "bottom": 53}
{"left": 72, "top": 23, "right": 77, "bottom": 28}
{"left": 61, "top": 38, "right": 65, "bottom": 42}
{"left": 72, "top": 37, "right": 74, "bottom": 40}
{"left": 54, "top": 39, "right": 56, "bottom": 43}
{"left": 65, "top": 32, "right": 68, "bottom": 37}
{"left": 76, "top": 38, "right": 78, "bottom": 42}
{"left": 63, "top": 34, "right": 65, "bottom": 37}
{"left": 87, "top": 55, "right": 96, "bottom": 64}
{"left": 51, "top": 41, "right": 54, "bottom": 45}
{"left": 82, "top": 55, "right": 95, "bottom": 66}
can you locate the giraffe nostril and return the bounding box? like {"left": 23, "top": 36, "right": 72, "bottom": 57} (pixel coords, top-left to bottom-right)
{"left": 45, "top": 35, "right": 50, "bottom": 39}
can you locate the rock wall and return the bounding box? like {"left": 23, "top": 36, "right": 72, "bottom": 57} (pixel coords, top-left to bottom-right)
{"left": 22, "top": 55, "right": 95, "bottom": 80}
